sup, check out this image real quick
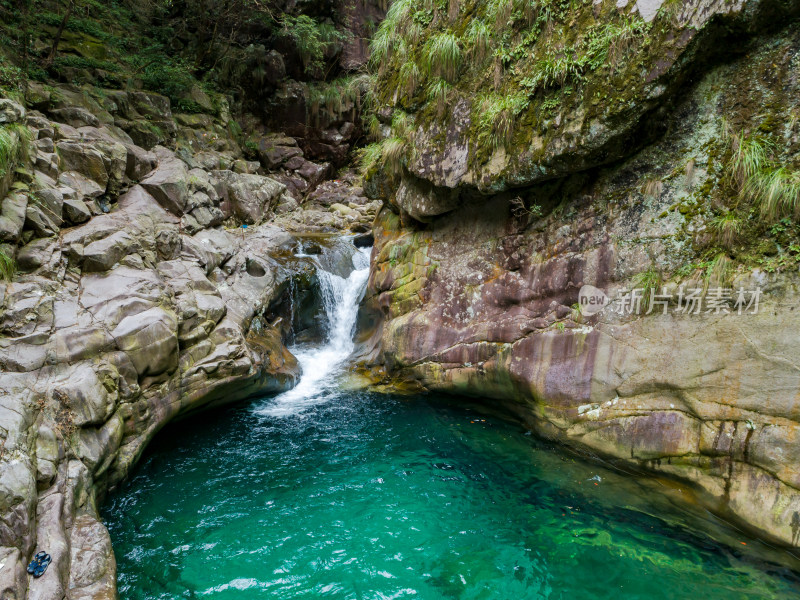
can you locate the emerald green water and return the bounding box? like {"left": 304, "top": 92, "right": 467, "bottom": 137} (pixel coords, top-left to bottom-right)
{"left": 104, "top": 392, "right": 800, "bottom": 599}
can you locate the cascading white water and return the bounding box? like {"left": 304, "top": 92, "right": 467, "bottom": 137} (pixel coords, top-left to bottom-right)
{"left": 256, "top": 245, "right": 371, "bottom": 417}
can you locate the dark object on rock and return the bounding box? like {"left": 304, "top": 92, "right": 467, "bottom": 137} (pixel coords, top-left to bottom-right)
{"left": 27, "top": 551, "right": 51, "bottom": 577}
{"left": 33, "top": 554, "right": 51, "bottom": 578}
{"left": 301, "top": 242, "right": 322, "bottom": 255}
{"left": 353, "top": 233, "right": 374, "bottom": 248}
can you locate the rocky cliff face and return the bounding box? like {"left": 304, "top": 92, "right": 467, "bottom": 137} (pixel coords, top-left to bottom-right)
{"left": 0, "top": 81, "right": 373, "bottom": 598}
{"left": 361, "top": 0, "right": 800, "bottom": 551}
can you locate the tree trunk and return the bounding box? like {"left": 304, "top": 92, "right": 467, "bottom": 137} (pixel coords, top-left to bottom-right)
{"left": 46, "top": 0, "right": 75, "bottom": 66}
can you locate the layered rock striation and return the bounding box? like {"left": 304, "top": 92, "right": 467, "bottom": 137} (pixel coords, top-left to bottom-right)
{"left": 361, "top": 0, "right": 800, "bottom": 552}
{"left": 0, "top": 83, "right": 370, "bottom": 598}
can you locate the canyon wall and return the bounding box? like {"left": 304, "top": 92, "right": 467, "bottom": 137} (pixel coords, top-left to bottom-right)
{"left": 361, "top": 0, "right": 800, "bottom": 550}
{"left": 0, "top": 83, "right": 374, "bottom": 598}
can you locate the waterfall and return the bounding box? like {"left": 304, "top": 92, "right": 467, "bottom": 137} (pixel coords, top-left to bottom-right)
{"left": 255, "top": 244, "right": 371, "bottom": 417}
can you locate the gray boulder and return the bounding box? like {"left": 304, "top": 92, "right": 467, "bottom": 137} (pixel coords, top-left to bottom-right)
{"left": 140, "top": 147, "right": 189, "bottom": 215}
{"left": 213, "top": 170, "right": 286, "bottom": 224}
{"left": 63, "top": 198, "right": 92, "bottom": 225}
{"left": 0, "top": 99, "right": 25, "bottom": 124}
{"left": 0, "top": 192, "right": 28, "bottom": 242}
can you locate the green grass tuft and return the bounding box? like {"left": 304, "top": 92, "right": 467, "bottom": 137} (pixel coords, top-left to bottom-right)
{"left": 422, "top": 32, "right": 462, "bottom": 83}
{"left": 398, "top": 61, "right": 422, "bottom": 100}
{"left": 391, "top": 111, "right": 414, "bottom": 138}
{"left": 358, "top": 142, "right": 384, "bottom": 176}
{"left": 711, "top": 212, "right": 742, "bottom": 247}
{"left": 357, "top": 135, "right": 409, "bottom": 178}
{"left": 0, "top": 123, "right": 32, "bottom": 179}
{"left": 633, "top": 267, "right": 662, "bottom": 313}
{"left": 477, "top": 93, "right": 528, "bottom": 150}
{"left": 0, "top": 247, "right": 15, "bottom": 282}
{"left": 487, "top": 0, "right": 513, "bottom": 33}
{"left": 383, "top": 137, "right": 408, "bottom": 176}
{"left": 730, "top": 131, "right": 800, "bottom": 218}
{"left": 705, "top": 253, "right": 734, "bottom": 288}
{"left": 465, "top": 20, "right": 491, "bottom": 63}
{"left": 426, "top": 78, "right": 452, "bottom": 118}
{"left": 369, "top": 27, "right": 394, "bottom": 73}
{"left": 365, "top": 114, "right": 382, "bottom": 141}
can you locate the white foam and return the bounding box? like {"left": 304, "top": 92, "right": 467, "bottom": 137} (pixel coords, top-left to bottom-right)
{"left": 255, "top": 245, "right": 371, "bottom": 418}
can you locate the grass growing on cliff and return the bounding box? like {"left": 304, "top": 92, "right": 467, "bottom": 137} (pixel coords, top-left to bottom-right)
{"left": 422, "top": 32, "right": 462, "bottom": 83}
{"left": 365, "top": 114, "right": 382, "bottom": 141}
{"left": 712, "top": 212, "right": 742, "bottom": 247}
{"left": 633, "top": 267, "right": 662, "bottom": 313}
{"left": 369, "top": 27, "right": 394, "bottom": 74}
{"left": 705, "top": 253, "right": 734, "bottom": 288}
{"left": 745, "top": 167, "right": 800, "bottom": 218}
{"left": 369, "top": 0, "right": 414, "bottom": 73}
{"left": 521, "top": 54, "right": 585, "bottom": 94}
{"left": 487, "top": 0, "right": 514, "bottom": 32}
{"left": 399, "top": 62, "right": 422, "bottom": 99}
{"left": 358, "top": 143, "right": 384, "bottom": 176}
{"left": 730, "top": 131, "right": 800, "bottom": 218}
{"left": 358, "top": 136, "right": 409, "bottom": 178}
{"left": 427, "top": 78, "right": 453, "bottom": 117}
{"left": 519, "top": 17, "right": 650, "bottom": 96}
{"left": 465, "top": 20, "right": 492, "bottom": 62}
{"left": 307, "top": 77, "right": 362, "bottom": 125}
{"left": 391, "top": 111, "right": 414, "bottom": 138}
{"left": 583, "top": 18, "right": 649, "bottom": 72}
{"left": 0, "top": 248, "right": 15, "bottom": 282}
{"left": 383, "top": 137, "right": 409, "bottom": 176}
{"left": 0, "top": 123, "right": 31, "bottom": 179}
{"left": 478, "top": 93, "right": 528, "bottom": 150}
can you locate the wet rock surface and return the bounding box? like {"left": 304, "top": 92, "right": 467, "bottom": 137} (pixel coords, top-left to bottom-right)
{"left": 361, "top": 4, "right": 800, "bottom": 553}
{"left": 0, "top": 81, "right": 373, "bottom": 598}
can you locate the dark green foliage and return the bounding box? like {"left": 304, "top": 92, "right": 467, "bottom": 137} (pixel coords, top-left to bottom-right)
{"left": 0, "top": 57, "right": 24, "bottom": 92}
{"left": 0, "top": 247, "right": 15, "bottom": 282}
{"left": 281, "top": 15, "right": 347, "bottom": 75}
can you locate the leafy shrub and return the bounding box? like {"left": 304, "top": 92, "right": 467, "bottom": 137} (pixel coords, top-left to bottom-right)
{"left": 0, "top": 58, "right": 24, "bottom": 92}
{"left": 137, "top": 58, "right": 195, "bottom": 106}
{"left": 281, "top": 15, "right": 347, "bottom": 75}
